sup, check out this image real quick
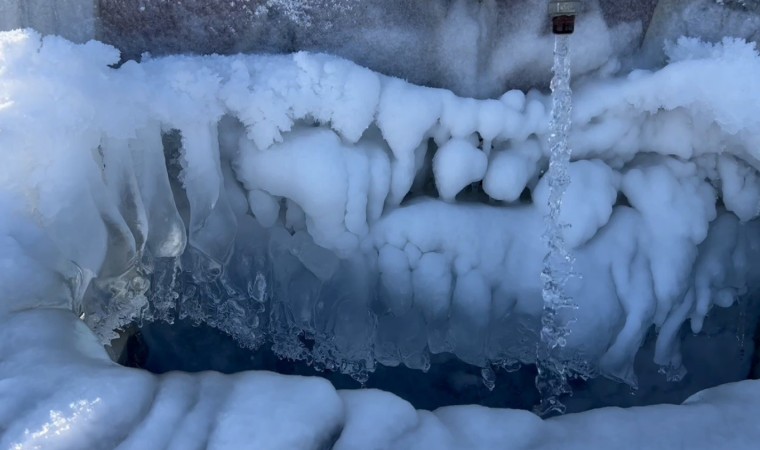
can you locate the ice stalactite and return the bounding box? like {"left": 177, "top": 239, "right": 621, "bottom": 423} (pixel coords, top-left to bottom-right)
{"left": 536, "top": 34, "right": 578, "bottom": 415}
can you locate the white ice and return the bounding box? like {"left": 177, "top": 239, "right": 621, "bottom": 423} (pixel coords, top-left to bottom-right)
{"left": 1, "top": 12, "right": 760, "bottom": 448}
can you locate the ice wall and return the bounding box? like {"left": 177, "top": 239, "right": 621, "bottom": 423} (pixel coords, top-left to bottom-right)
{"left": 2, "top": 30, "right": 760, "bottom": 387}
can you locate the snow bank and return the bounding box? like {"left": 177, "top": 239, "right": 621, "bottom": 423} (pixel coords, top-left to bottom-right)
{"left": 2, "top": 305, "right": 760, "bottom": 449}
{"left": 0, "top": 308, "right": 345, "bottom": 450}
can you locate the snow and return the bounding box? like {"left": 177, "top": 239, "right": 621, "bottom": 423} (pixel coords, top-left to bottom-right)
{"left": 534, "top": 159, "right": 620, "bottom": 248}
{"left": 644, "top": 0, "right": 760, "bottom": 64}
{"left": 433, "top": 139, "right": 488, "bottom": 201}
{"left": 482, "top": 139, "right": 542, "bottom": 202}
{"left": 3, "top": 305, "right": 760, "bottom": 449}
{"left": 0, "top": 309, "right": 346, "bottom": 450}
{"left": 1, "top": 19, "right": 760, "bottom": 449}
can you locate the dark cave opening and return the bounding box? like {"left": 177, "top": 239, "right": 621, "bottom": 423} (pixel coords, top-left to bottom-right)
{"left": 115, "top": 296, "right": 760, "bottom": 414}
{"left": 119, "top": 317, "right": 540, "bottom": 412}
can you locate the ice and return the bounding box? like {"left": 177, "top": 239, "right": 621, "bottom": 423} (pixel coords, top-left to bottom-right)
{"left": 377, "top": 79, "right": 442, "bottom": 204}
{"left": 449, "top": 269, "right": 492, "bottom": 366}
{"left": 644, "top": 0, "right": 760, "bottom": 64}
{"left": 131, "top": 124, "right": 186, "bottom": 258}
{"left": 0, "top": 310, "right": 345, "bottom": 450}
{"left": 533, "top": 160, "right": 620, "bottom": 249}
{"left": 718, "top": 154, "right": 760, "bottom": 222}
{"left": 433, "top": 138, "right": 488, "bottom": 201}
{"left": 622, "top": 158, "right": 717, "bottom": 325}
{"left": 2, "top": 16, "right": 760, "bottom": 447}
{"left": 378, "top": 245, "right": 414, "bottom": 316}
{"left": 181, "top": 122, "right": 238, "bottom": 265}
{"left": 5, "top": 301, "right": 760, "bottom": 449}
{"left": 235, "top": 127, "right": 387, "bottom": 256}
{"left": 1, "top": 28, "right": 760, "bottom": 380}
{"left": 335, "top": 389, "right": 419, "bottom": 450}
{"left": 483, "top": 139, "right": 542, "bottom": 202}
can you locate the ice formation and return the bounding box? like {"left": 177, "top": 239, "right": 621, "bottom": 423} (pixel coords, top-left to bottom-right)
{"left": 2, "top": 0, "right": 760, "bottom": 447}
{"left": 1, "top": 26, "right": 760, "bottom": 379}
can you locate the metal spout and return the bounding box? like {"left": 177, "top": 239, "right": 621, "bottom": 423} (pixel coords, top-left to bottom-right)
{"left": 548, "top": 1, "right": 580, "bottom": 35}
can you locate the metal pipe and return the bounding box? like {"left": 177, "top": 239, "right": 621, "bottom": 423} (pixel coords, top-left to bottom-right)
{"left": 548, "top": 0, "right": 580, "bottom": 34}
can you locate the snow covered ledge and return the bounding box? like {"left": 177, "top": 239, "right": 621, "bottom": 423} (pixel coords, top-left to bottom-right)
{"left": 3, "top": 29, "right": 760, "bottom": 447}
{"left": 3, "top": 306, "right": 760, "bottom": 448}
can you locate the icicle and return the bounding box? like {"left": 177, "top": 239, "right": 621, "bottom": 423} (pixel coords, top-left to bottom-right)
{"left": 130, "top": 123, "right": 186, "bottom": 259}
{"left": 180, "top": 122, "right": 238, "bottom": 269}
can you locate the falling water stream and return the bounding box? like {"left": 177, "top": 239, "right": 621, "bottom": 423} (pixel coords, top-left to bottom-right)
{"left": 536, "top": 34, "right": 577, "bottom": 415}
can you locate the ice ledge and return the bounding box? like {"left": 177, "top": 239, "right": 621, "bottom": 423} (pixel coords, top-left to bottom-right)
{"left": 2, "top": 306, "right": 759, "bottom": 449}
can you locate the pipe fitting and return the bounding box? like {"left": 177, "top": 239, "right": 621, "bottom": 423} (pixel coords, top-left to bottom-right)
{"left": 548, "top": 0, "right": 580, "bottom": 35}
